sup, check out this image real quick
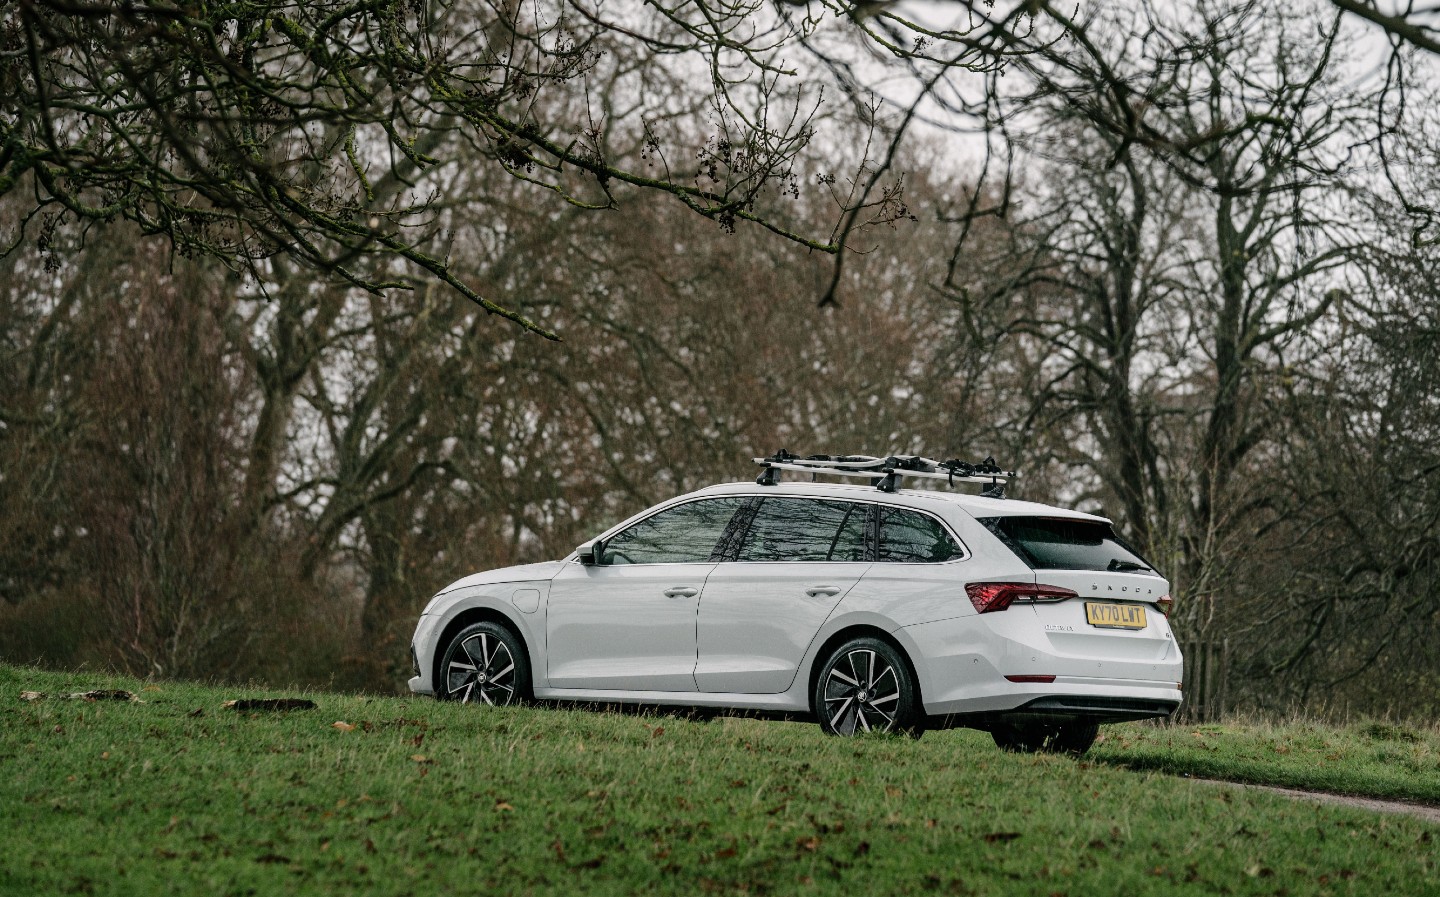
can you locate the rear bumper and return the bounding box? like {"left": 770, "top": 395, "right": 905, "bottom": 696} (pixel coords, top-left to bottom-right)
{"left": 901, "top": 612, "right": 1182, "bottom": 719}
{"left": 921, "top": 677, "right": 1182, "bottom": 721}
{"left": 981, "top": 692, "right": 1180, "bottom": 725}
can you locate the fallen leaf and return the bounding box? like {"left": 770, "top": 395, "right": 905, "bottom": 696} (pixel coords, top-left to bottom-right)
{"left": 714, "top": 847, "right": 738, "bottom": 860}
{"left": 332, "top": 721, "right": 356, "bottom": 732}
{"left": 410, "top": 732, "right": 424, "bottom": 748}
{"left": 19, "top": 691, "right": 45, "bottom": 702}
{"left": 495, "top": 801, "right": 514, "bottom": 812}
{"left": 651, "top": 727, "right": 665, "bottom": 739}
{"left": 574, "top": 857, "right": 604, "bottom": 869}
{"left": 187, "top": 708, "right": 204, "bottom": 718}
{"left": 410, "top": 754, "right": 432, "bottom": 764}
{"left": 796, "top": 836, "right": 821, "bottom": 852}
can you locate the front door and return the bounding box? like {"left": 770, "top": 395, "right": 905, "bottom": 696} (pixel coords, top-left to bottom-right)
{"left": 545, "top": 497, "right": 745, "bottom": 692}
{"left": 546, "top": 561, "right": 714, "bottom": 691}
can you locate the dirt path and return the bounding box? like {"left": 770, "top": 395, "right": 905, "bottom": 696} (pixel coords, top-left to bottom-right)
{"left": 1191, "top": 777, "right": 1440, "bottom": 825}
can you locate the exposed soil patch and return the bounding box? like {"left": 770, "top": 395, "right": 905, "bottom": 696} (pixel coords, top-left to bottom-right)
{"left": 1191, "top": 777, "right": 1440, "bottom": 825}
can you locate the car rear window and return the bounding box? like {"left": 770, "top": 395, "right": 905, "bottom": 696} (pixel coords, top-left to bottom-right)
{"left": 878, "top": 508, "right": 963, "bottom": 563}
{"left": 977, "top": 516, "right": 1156, "bottom": 573}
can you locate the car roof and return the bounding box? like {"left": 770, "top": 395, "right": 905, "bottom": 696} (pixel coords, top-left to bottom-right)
{"left": 689, "top": 480, "right": 1110, "bottom": 523}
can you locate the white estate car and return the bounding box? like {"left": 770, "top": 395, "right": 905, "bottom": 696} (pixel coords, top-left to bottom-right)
{"left": 408, "top": 455, "right": 1182, "bottom": 753}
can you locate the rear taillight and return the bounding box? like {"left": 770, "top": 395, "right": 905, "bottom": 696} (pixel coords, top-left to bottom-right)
{"left": 965, "top": 582, "right": 1079, "bottom": 614}
{"left": 1155, "top": 595, "right": 1173, "bottom": 615}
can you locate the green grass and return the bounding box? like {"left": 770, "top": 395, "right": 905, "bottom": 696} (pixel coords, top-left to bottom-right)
{"left": 1091, "top": 717, "right": 1440, "bottom": 804}
{"left": 1, "top": 665, "right": 1436, "bottom": 897}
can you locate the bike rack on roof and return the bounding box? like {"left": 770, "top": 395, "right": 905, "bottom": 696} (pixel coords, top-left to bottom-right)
{"left": 752, "top": 450, "right": 1019, "bottom": 496}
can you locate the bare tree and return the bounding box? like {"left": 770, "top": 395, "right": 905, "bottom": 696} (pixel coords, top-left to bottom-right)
{"left": 2, "top": 0, "right": 1011, "bottom": 335}
{"left": 944, "top": 1, "right": 1376, "bottom": 640}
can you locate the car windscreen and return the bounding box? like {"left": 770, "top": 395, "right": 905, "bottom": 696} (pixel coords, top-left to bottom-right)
{"left": 976, "top": 516, "right": 1157, "bottom": 574}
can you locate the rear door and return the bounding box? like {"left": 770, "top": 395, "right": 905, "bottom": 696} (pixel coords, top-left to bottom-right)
{"left": 695, "top": 497, "right": 870, "bottom": 693}
{"left": 978, "top": 516, "right": 1173, "bottom": 663}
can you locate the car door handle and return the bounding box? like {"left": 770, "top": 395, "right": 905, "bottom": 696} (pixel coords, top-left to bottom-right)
{"left": 805, "top": 586, "right": 842, "bottom": 598}
{"left": 663, "top": 587, "right": 699, "bottom": 598}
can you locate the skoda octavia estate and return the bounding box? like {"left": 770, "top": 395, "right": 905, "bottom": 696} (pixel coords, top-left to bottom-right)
{"left": 408, "top": 454, "right": 1183, "bottom": 753}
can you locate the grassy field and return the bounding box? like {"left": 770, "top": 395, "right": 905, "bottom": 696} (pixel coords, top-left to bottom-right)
{"left": 2, "top": 665, "right": 1437, "bottom": 896}
{"left": 1091, "top": 717, "right": 1440, "bottom": 805}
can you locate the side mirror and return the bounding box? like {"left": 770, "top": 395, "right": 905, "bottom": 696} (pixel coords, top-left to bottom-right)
{"left": 577, "top": 539, "right": 605, "bottom": 566}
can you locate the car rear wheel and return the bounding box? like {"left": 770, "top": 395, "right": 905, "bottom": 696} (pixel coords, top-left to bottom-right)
{"left": 991, "top": 721, "right": 1099, "bottom": 755}
{"left": 814, "top": 637, "right": 924, "bottom": 738}
{"left": 438, "top": 622, "right": 531, "bottom": 706}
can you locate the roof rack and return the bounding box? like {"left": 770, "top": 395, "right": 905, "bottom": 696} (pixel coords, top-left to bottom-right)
{"left": 752, "top": 450, "right": 1020, "bottom": 496}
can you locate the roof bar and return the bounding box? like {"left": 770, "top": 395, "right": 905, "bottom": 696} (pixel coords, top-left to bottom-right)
{"left": 752, "top": 451, "right": 1020, "bottom": 495}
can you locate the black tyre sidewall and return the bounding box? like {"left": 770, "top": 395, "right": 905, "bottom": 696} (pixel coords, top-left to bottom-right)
{"left": 1050, "top": 721, "right": 1099, "bottom": 755}
{"left": 437, "top": 621, "right": 532, "bottom": 704}
{"left": 991, "top": 721, "right": 1098, "bottom": 755}
{"left": 813, "top": 637, "right": 924, "bottom": 737}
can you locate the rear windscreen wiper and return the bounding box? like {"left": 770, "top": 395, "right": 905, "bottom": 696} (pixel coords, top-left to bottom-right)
{"left": 1107, "top": 559, "right": 1153, "bottom": 573}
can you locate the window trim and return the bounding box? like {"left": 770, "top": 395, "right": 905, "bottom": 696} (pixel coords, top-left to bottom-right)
{"left": 597, "top": 496, "right": 752, "bottom": 567}
{"left": 722, "top": 495, "right": 970, "bottom": 565}
{"left": 582, "top": 492, "right": 973, "bottom": 567}
{"left": 872, "top": 503, "right": 970, "bottom": 566}
{"left": 728, "top": 496, "right": 874, "bottom": 564}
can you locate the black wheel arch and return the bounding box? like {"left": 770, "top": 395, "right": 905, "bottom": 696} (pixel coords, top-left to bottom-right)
{"left": 805, "top": 624, "right": 924, "bottom": 717}
{"left": 432, "top": 606, "right": 534, "bottom": 693}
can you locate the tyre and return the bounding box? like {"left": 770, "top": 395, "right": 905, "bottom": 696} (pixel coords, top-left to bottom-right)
{"left": 991, "top": 720, "right": 1099, "bottom": 756}
{"left": 813, "top": 637, "right": 924, "bottom": 737}
{"left": 437, "top": 621, "right": 531, "bottom": 705}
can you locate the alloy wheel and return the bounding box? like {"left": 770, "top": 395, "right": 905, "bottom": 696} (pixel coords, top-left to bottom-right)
{"left": 822, "top": 648, "right": 901, "bottom": 734}
{"left": 446, "top": 632, "right": 518, "bottom": 705}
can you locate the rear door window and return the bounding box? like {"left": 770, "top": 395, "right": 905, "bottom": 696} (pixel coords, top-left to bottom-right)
{"left": 736, "top": 498, "right": 868, "bottom": 562}
{"left": 878, "top": 508, "right": 963, "bottom": 563}
{"left": 602, "top": 498, "right": 745, "bottom": 565}
{"left": 977, "top": 516, "right": 1155, "bottom": 573}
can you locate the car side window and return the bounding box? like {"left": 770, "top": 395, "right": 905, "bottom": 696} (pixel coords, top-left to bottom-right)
{"left": 878, "top": 508, "right": 962, "bottom": 563}
{"left": 602, "top": 498, "right": 744, "bottom": 565}
{"left": 736, "top": 498, "right": 867, "bottom": 562}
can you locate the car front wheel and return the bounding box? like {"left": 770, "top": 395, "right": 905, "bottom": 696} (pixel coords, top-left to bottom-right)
{"left": 814, "top": 637, "right": 924, "bottom": 738}
{"left": 437, "top": 622, "right": 531, "bottom": 706}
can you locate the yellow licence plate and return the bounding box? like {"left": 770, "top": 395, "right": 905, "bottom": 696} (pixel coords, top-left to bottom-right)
{"left": 1085, "top": 602, "right": 1147, "bottom": 630}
